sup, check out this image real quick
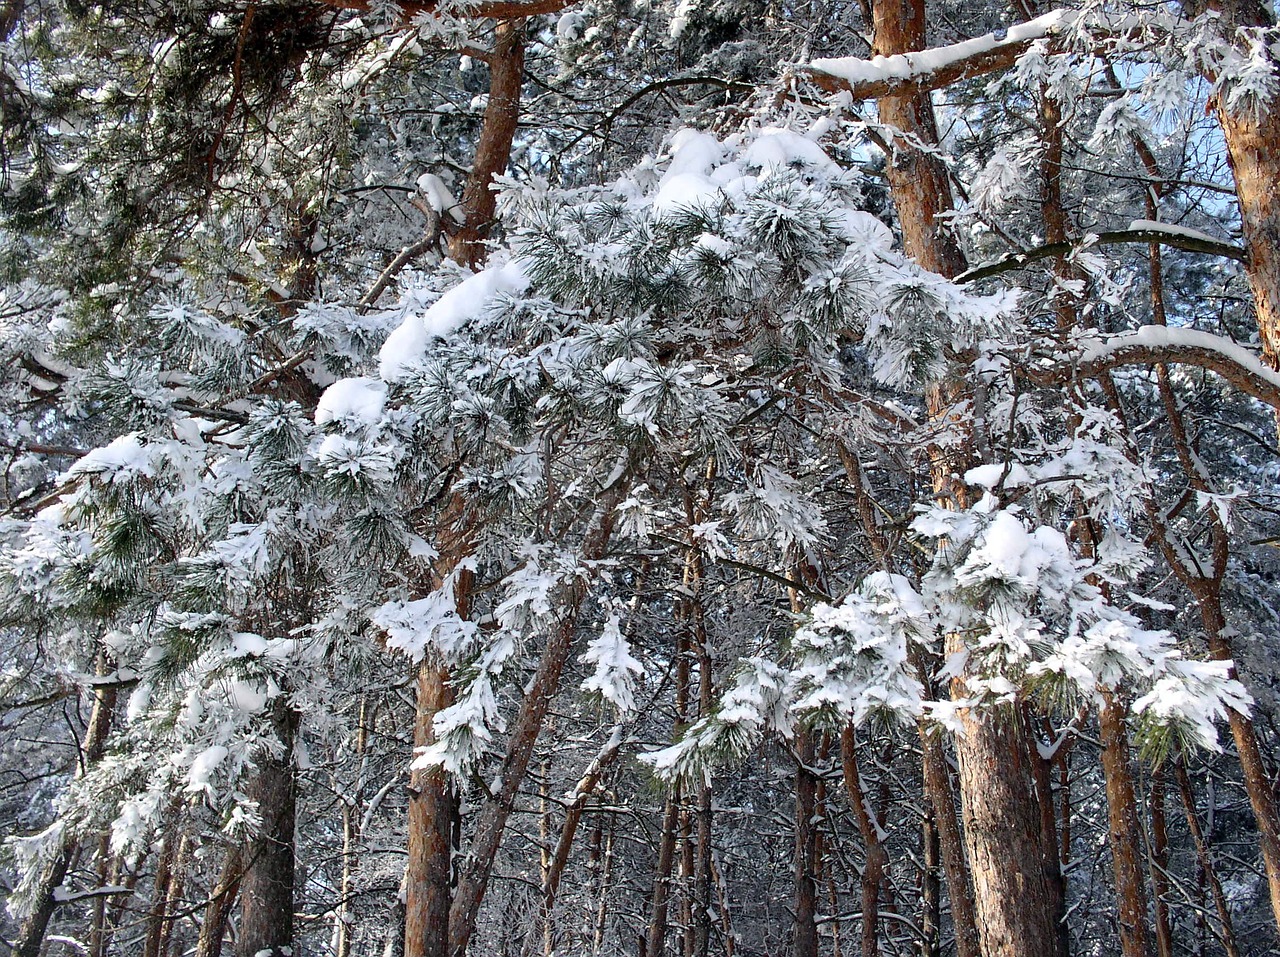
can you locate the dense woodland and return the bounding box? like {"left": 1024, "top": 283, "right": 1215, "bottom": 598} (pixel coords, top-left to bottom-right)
{"left": 3, "top": 0, "right": 1280, "bottom": 956}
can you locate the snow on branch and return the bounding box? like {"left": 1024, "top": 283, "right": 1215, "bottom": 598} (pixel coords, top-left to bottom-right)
{"left": 1072, "top": 325, "right": 1280, "bottom": 410}
{"left": 315, "top": 0, "right": 577, "bottom": 24}
{"left": 797, "top": 9, "right": 1080, "bottom": 101}
{"left": 956, "top": 226, "right": 1246, "bottom": 284}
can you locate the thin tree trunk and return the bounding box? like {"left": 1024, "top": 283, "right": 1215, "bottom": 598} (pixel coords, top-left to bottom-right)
{"left": 1149, "top": 767, "right": 1174, "bottom": 957}
{"left": 1023, "top": 709, "right": 1069, "bottom": 957}
{"left": 1098, "top": 693, "right": 1152, "bottom": 957}
{"left": 445, "top": 491, "right": 625, "bottom": 957}
{"left": 680, "top": 804, "right": 695, "bottom": 957}
{"left": 1173, "top": 759, "right": 1242, "bottom": 957}
{"left": 793, "top": 728, "right": 820, "bottom": 957}
{"left": 235, "top": 699, "right": 299, "bottom": 957}
{"left": 447, "top": 19, "right": 525, "bottom": 266}
{"left": 405, "top": 662, "right": 458, "bottom": 957}
{"left": 689, "top": 534, "right": 714, "bottom": 957}
{"left": 592, "top": 812, "right": 617, "bottom": 956}
{"left": 336, "top": 698, "right": 371, "bottom": 957}
{"left": 711, "top": 851, "right": 736, "bottom": 957}
{"left": 1203, "top": 607, "right": 1280, "bottom": 937}
{"left": 194, "top": 846, "right": 243, "bottom": 957}
{"left": 920, "top": 809, "right": 941, "bottom": 957}
{"left": 837, "top": 446, "right": 980, "bottom": 957}
{"left": 143, "top": 811, "right": 186, "bottom": 957}
{"left": 646, "top": 792, "right": 682, "bottom": 957}
{"left": 841, "top": 727, "right": 886, "bottom": 957}
{"left": 11, "top": 653, "right": 117, "bottom": 957}
{"left": 541, "top": 727, "right": 624, "bottom": 927}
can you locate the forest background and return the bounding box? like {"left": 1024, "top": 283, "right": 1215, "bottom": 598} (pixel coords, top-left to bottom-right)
{"left": 3, "top": 1, "right": 1280, "bottom": 957}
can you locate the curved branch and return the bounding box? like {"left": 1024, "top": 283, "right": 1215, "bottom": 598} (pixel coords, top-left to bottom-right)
{"left": 956, "top": 228, "right": 1246, "bottom": 284}
{"left": 794, "top": 8, "right": 1080, "bottom": 101}
{"left": 1064, "top": 326, "right": 1280, "bottom": 410}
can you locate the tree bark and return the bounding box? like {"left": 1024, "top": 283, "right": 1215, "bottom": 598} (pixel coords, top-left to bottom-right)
{"left": 920, "top": 809, "right": 941, "bottom": 957}
{"left": 1098, "top": 694, "right": 1152, "bottom": 957}
{"left": 194, "top": 846, "right": 243, "bottom": 957}
{"left": 1202, "top": 601, "right": 1280, "bottom": 934}
{"left": 646, "top": 792, "right": 682, "bottom": 957}
{"left": 1210, "top": 36, "right": 1280, "bottom": 378}
{"left": 445, "top": 490, "right": 624, "bottom": 957}
{"left": 870, "top": 0, "right": 967, "bottom": 280}
{"left": 447, "top": 19, "right": 525, "bottom": 267}
{"left": 840, "top": 727, "right": 886, "bottom": 957}
{"left": 405, "top": 664, "right": 459, "bottom": 957}
{"left": 235, "top": 699, "right": 299, "bottom": 957}
{"left": 949, "top": 705, "right": 1065, "bottom": 957}
{"left": 792, "top": 729, "right": 820, "bottom": 957}
{"left": 1149, "top": 768, "right": 1174, "bottom": 957}
{"left": 11, "top": 653, "right": 117, "bottom": 957}
{"left": 1023, "top": 710, "right": 1069, "bottom": 957}
{"left": 1173, "top": 759, "right": 1242, "bottom": 957}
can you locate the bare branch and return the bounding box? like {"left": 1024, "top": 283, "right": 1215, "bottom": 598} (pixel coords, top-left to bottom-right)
{"left": 956, "top": 228, "right": 1246, "bottom": 284}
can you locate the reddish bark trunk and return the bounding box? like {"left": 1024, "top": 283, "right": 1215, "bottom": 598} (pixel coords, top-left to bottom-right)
{"left": 235, "top": 700, "right": 299, "bottom": 957}
{"left": 793, "top": 729, "right": 820, "bottom": 957}
{"left": 405, "top": 664, "right": 458, "bottom": 957}
{"left": 645, "top": 793, "right": 682, "bottom": 957}
{"left": 194, "top": 847, "right": 243, "bottom": 957}
{"left": 447, "top": 20, "right": 525, "bottom": 267}
{"left": 446, "top": 493, "right": 623, "bottom": 957}
{"left": 1098, "top": 694, "right": 1152, "bottom": 957}
{"left": 841, "top": 727, "right": 886, "bottom": 957}
{"left": 948, "top": 705, "right": 1065, "bottom": 957}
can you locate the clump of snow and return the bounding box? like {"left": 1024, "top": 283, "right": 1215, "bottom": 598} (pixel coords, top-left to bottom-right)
{"left": 64, "top": 433, "right": 156, "bottom": 483}
{"left": 742, "top": 128, "right": 839, "bottom": 175}
{"left": 838, "top": 210, "right": 894, "bottom": 251}
{"left": 416, "top": 173, "right": 464, "bottom": 224}
{"left": 580, "top": 614, "right": 644, "bottom": 713}
{"left": 379, "top": 259, "right": 531, "bottom": 381}
{"left": 556, "top": 10, "right": 586, "bottom": 40}
{"left": 315, "top": 376, "right": 388, "bottom": 428}
{"left": 185, "top": 744, "right": 229, "bottom": 795}
{"left": 964, "top": 461, "right": 1035, "bottom": 490}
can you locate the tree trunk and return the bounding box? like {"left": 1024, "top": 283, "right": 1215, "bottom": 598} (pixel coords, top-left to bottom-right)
{"left": 143, "top": 811, "right": 186, "bottom": 957}
{"left": 870, "top": 0, "right": 967, "bottom": 279}
{"left": 1023, "top": 710, "right": 1069, "bottom": 957}
{"left": 541, "top": 728, "right": 624, "bottom": 930}
{"left": 405, "top": 663, "right": 459, "bottom": 957}
{"left": 840, "top": 727, "right": 886, "bottom": 957}
{"left": 793, "top": 728, "right": 820, "bottom": 957}
{"left": 646, "top": 792, "right": 682, "bottom": 957}
{"left": 920, "top": 809, "right": 941, "bottom": 957}
{"left": 194, "top": 846, "right": 243, "bottom": 957}
{"left": 446, "top": 491, "right": 624, "bottom": 957}
{"left": 1202, "top": 601, "right": 1280, "bottom": 934}
{"left": 11, "top": 653, "right": 117, "bottom": 957}
{"left": 689, "top": 544, "right": 714, "bottom": 957}
{"left": 235, "top": 700, "right": 299, "bottom": 957}
{"left": 1173, "top": 760, "right": 1242, "bottom": 957}
{"left": 447, "top": 19, "right": 525, "bottom": 267}
{"left": 1213, "top": 74, "right": 1280, "bottom": 376}
{"left": 1149, "top": 768, "right": 1174, "bottom": 957}
{"left": 949, "top": 705, "right": 1064, "bottom": 957}
{"left": 866, "top": 0, "right": 1062, "bottom": 944}
{"left": 1098, "top": 694, "right": 1152, "bottom": 957}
